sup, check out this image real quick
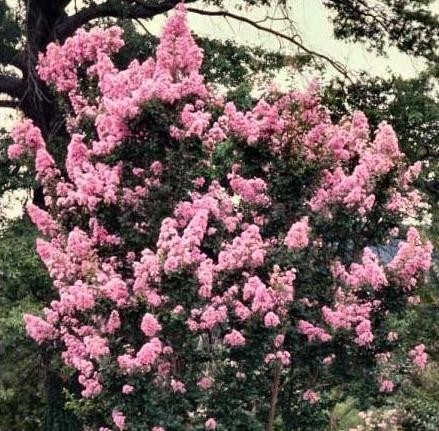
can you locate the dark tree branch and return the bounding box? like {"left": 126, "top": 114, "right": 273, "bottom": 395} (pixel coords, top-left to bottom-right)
{"left": 0, "top": 74, "right": 25, "bottom": 100}
{"left": 426, "top": 180, "right": 439, "bottom": 196}
{"left": 55, "top": 0, "right": 198, "bottom": 41}
{"left": 187, "top": 7, "right": 352, "bottom": 80}
{"left": 0, "top": 51, "right": 27, "bottom": 71}
{"left": 0, "top": 99, "right": 20, "bottom": 109}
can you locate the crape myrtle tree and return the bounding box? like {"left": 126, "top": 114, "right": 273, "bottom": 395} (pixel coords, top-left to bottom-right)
{"left": 10, "top": 5, "right": 434, "bottom": 430}
{"left": 3, "top": 1, "right": 436, "bottom": 429}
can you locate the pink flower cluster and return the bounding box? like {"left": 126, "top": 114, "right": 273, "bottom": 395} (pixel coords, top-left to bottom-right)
{"left": 322, "top": 294, "right": 375, "bottom": 347}
{"left": 309, "top": 122, "right": 403, "bottom": 216}
{"left": 387, "top": 227, "right": 433, "bottom": 289}
{"left": 38, "top": 26, "right": 124, "bottom": 92}
{"left": 8, "top": 119, "right": 46, "bottom": 160}
{"left": 409, "top": 344, "right": 428, "bottom": 370}
{"left": 332, "top": 248, "right": 388, "bottom": 291}
{"left": 228, "top": 164, "right": 271, "bottom": 207}
{"left": 284, "top": 217, "right": 310, "bottom": 250}
{"left": 297, "top": 320, "right": 332, "bottom": 343}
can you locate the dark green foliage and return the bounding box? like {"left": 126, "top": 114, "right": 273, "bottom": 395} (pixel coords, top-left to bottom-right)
{"left": 0, "top": 0, "right": 21, "bottom": 69}
{"left": 0, "top": 218, "right": 81, "bottom": 431}
{"left": 323, "top": 0, "right": 439, "bottom": 62}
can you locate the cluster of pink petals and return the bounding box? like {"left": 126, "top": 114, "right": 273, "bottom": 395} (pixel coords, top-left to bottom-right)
{"left": 26, "top": 204, "right": 59, "bottom": 237}
{"left": 205, "top": 418, "right": 217, "bottom": 430}
{"left": 322, "top": 295, "right": 375, "bottom": 347}
{"left": 284, "top": 217, "right": 310, "bottom": 250}
{"left": 409, "top": 344, "right": 428, "bottom": 369}
{"left": 304, "top": 111, "right": 369, "bottom": 161}
{"left": 303, "top": 389, "right": 320, "bottom": 404}
{"left": 112, "top": 410, "right": 126, "bottom": 430}
{"left": 228, "top": 164, "right": 271, "bottom": 206}
{"left": 297, "top": 320, "right": 332, "bottom": 343}
{"left": 8, "top": 119, "right": 46, "bottom": 160}
{"left": 23, "top": 314, "right": 56, "bottom": 344}
{"left": 38, "top": 26, "right": 124, "bottom": 92}
{"left": 379, "top": 379, "right": 395, "bottom": 393}
{"left": 332, "top": 248, "right": 388, "bottom": 291}
{"left": 309, "top": 122, "right": 404, "bottom": 216}
{"left": 217, "top": 225, "right": 266, "bottom": 271}
{"left": 224, "top": 329, "right": 246, "bottom": 347}
{"left": 387, "top": 227, "right": 433, "bottom": 289}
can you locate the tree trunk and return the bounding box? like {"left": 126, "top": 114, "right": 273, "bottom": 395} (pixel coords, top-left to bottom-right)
{"left": 24, "top": 4, "right": 80, "bottom": 429}
{"left": 266, "top": 364, "right": 282, "bottom": 431}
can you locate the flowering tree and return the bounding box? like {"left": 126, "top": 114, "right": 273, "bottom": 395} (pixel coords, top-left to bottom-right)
{"left": 9, "top": 5, "right": 433, "bottom": 431}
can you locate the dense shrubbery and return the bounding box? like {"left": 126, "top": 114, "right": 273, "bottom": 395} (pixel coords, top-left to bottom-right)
{"left": 8, "top": 5, "right": 434, "bottom": 430}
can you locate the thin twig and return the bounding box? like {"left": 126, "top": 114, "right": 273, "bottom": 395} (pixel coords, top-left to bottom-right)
{"left": 187, "top": 7, "right": 352, "bottom": 81}
{"left": 266, "top": 364, "right": 282, "bottom": 431}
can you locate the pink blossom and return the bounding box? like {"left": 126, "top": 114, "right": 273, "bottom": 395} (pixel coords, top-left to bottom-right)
{"left": 274, "top": 334, "right": 285, "bottom": 348}
{"left": 136, "top": 338, "right": 162, "bottom": 367}
{"left": 197, "top": 376, "right": 214, "bottom": 390}
{"left": 170, "top": 379, "right": 186, "bottom": 394}
{"left": 217, "top": 225, "right": 266, "bottom": 271}
{"left": 80, "top": 374, "right": 103, "bottom": 398}
{"left": 264, "top": 312, "right": 281, "bottom": 328}
{"left": 379, "top": 379, "right": 394, "bottom": 393}
{"left": 322, "top": 354, "right": 335, "bottom": 365}
{"left": 333, "top": 248, "right": 388, "bottom": 291}
{"left": 9, "top": 119, "right": 46, "bottom": 158}
{"left": 387, "top": 227, "right": 432, "bottom": 289}
{"left": 409, "top": 344, "right": 428, "bottom": 370}
{"left": 276, "top": 350, "right": 291, "bottom": 366}
{"left": 354, "top": 319, "right": 374, "bottom": 346}
{"left": 23, "top": 314, "right": 55, "bottom": 344}
{"left": 141, "top": 313, "right": 162, "bottom": 337}
{"left": 303, "top": 389, "right": 320, "bottom": 404}
{"left": 297, "top": 320, "right": 331, "bottom": 343}
{"left": 205, "top": 418, "right": 217, "bottom": 430}
{"left": 122, "top": 384, "right": 134, "bottom": 394}
{"left": 105, "top": 310, "right": 121, "bottom": 334}
{"left": 224, "top": 329, "right": 246, "bottom": 347}
{"left": 228, "top": 167, "right": 270, "bottom": 206}
{"left": 84, "top": 335, "right": 110, "bottom": 359}
{"left": 112, "top": 410, "right": 126, "bottom": 430}
{"left": 285, "top": 217, "right": 310, "bottom": 250}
